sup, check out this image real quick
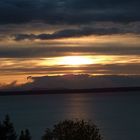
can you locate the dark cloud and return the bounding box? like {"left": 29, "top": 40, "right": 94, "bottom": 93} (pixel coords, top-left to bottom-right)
{"left": 0, "top": 0, "right": 140, "bottom": 25}
{"left": 13, "top": 27, "right": 122, "bottom": 41}
{"left": 25, "top": 75, "right": 140, "bottom": 89}
{"left": 1, "top": 75, "right": 140, "bottom": 90}
{"left": 0, "top": 0, "right": 57, "bottom": 24}
{"left": 0, "top": 46, "right": 140, "bottom": 58}
{"left": 13, "top": 26, "right": 140, "bottom": 41}
{"left": 0, "top": 22, "right": 140, "bottom": 41}
{"left": 0, "top": 80, "right": 18, "bottom": 90}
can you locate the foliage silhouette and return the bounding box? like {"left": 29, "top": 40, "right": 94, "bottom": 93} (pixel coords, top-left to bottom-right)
{"left": 19, "top": 130, "right": 24, "bottom": 140}
{"left": 42, "top": 119, "right": 102, "bottom": 140}
{"left": 19, "top": 129, "right": 31, "bottom": 140}
{"left": 0, "top": 115, "right": 17, "bottom": 140}
{"left": 0, "top": 115, "right": 102, "bottom": 140}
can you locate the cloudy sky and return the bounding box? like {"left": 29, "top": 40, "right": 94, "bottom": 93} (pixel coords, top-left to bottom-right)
{"left": 0, "top": 0, "right": 140, "bottom": 89}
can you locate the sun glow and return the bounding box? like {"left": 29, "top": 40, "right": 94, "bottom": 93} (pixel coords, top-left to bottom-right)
{"left": 57, "top": 56, "right": 93, "bottom": 66}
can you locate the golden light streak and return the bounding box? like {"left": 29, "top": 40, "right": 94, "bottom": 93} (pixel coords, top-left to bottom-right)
{"left": 57, "top": 56, "right": 93, "bottom": 66}
{"left": 48, "top": 34, "right": 140, "bottom": 46}
{"left": 0, "top": 55, "right": 140, "bottom": 84}
{"left": 1, "top": 55, "right": 140, "bottom": 68}
{"left": 39, "top": 55, "right": 140, "bottom": 66}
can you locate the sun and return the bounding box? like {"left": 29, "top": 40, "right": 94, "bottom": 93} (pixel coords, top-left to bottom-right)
{"left": 57, "top": 56, "right": 93, "bottom": 66}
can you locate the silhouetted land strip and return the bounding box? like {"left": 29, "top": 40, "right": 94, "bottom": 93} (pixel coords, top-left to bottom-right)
{"left": 0, "top": 86, "right": 140, "bottom": 96}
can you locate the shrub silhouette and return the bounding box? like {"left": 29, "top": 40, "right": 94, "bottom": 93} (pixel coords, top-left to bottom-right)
{"left": 42, "top": 120, "right": 102, "bottom": 140}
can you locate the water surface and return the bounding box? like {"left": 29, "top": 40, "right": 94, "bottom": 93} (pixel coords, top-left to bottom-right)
{"left": 0, "top": 92, "right": 140, "bottom": 140}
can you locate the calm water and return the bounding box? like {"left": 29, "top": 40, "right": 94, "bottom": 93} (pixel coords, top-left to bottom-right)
{"left": 0, "top": 92, "right": 140, "bottom": 140}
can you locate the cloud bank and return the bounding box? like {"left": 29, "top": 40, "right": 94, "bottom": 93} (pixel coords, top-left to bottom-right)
{"left": 14, "top": 26, "right": 140, "bottom": 41}
{"left": 0, "top": 0, "right": 140, "bottom": 25}
{"left": 0, "top": 46, "right": 140, "bottom": 58}
{"left": 1, "top": 75, "right": 140, "bottom": 91}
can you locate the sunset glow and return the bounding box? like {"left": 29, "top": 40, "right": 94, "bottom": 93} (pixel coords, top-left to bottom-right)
{"left": 57, "top": 56, "right": 93, "bottom": 66}
{"left": 0, "top": 0, "right": 139, "bottom": 88}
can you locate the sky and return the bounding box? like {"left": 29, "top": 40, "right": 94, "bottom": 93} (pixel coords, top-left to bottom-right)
{"left": 0, "top": 0, "right": 140, "bottom": 90}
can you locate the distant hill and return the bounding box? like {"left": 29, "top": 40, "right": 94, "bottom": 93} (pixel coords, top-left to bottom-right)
{"left": 0, "top": 86, "right": 140, "bottom": 96}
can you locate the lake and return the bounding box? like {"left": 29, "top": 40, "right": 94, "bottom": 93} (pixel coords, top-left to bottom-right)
{"left": 0, "top": 92, "right": 140, "bottom": 140}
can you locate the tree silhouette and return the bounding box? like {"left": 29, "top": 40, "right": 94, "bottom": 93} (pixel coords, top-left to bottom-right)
{"left": 19, "top": 130, "right": 24, "bottom": 140}
{"left": 42, "top": 128, "right": 53, "bottom": 140}
{"left": 0, "top": 115, "right": 17, "bottom": 140}
{"left": 42, "top": 120, "right": 102, "bottom": 140}
{"left": 19, "top": 129, "right": 31, "bottom": 140}
{"left": 0, "top": 121, "right": 5, "bottom": 140}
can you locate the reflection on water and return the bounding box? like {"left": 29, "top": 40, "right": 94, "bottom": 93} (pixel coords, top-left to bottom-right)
{"left": 0, "top": 92, "right": 140, "bottom": 140}
{"left": 64, "top": 94, "right": 92, "bottom": 119}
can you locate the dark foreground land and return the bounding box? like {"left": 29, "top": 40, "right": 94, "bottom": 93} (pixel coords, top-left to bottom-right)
{"left": 0, "top": 86, "right": 140, "bottom": 96}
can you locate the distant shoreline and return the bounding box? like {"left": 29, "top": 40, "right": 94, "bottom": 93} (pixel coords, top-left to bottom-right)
{"left": 0, "top": 86, "right": 140, "bottom": 96}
